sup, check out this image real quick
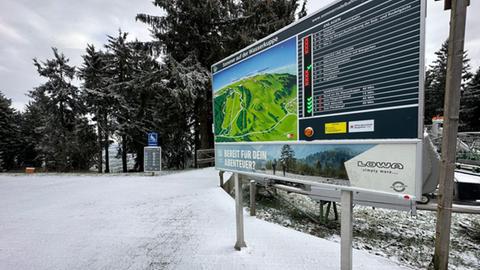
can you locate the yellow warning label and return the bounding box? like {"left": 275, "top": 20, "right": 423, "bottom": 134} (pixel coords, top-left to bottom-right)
{"left": 325, "top": 122, "right": 347, "bottom": 134}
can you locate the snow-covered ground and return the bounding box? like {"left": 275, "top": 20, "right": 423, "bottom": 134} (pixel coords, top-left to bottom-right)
{"left": 252, "top": 188, "right": 480, "bottom": 269}
{"left": 0, "top": 168, "right": 407, "bottom": 270}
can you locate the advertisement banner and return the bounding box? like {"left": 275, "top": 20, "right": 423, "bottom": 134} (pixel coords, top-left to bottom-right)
{"left": 215, "top": 143, "right": 418, "bottom": 196}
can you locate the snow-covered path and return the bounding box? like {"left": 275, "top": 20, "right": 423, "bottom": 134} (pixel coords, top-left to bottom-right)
{"left": 0, "top": 168, "right": 408, "bottom": 270}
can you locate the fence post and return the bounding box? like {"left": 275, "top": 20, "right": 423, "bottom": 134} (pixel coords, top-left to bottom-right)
{"left": 434, "top": 1, "right": 469, "bottom": 269}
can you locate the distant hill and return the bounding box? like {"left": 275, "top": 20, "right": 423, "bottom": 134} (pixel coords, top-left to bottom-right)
{"left": 214, "top": 73, "right": 297, "bottom": 142}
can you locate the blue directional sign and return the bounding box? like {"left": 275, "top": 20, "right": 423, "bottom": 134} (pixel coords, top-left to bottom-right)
{"left": 147, "top": 132, "right": 158, "bottom": 146}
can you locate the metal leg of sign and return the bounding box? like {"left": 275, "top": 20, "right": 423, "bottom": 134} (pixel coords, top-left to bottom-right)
{"left": 319, "top": 201, "right": 325, "bottom": 223}
{"left": 326, "top": 201, "right": 332, "bottom": 221}
{"left": 341, "top": 190, "right": 353, "bottom": 270}
{"left": 333, "top": 202, "right": 339, "bottom": 220}
{"left": 219, "top": 170, "right": 224, "bottom": 188}
{"left": 250, "top": 180, "right": 256, "bottom": 216}
{"left": 234, "top": 173, "right": 247, "bottom": 250}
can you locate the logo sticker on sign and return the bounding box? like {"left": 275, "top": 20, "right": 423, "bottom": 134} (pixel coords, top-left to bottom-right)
{"left": 349, "top": 120, "right": 375, "bottom": 133}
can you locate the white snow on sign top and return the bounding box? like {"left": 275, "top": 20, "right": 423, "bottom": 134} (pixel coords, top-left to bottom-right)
{"left": 0, "top": 168, "right": 409, "bottom": 270}
{"left": 455, "top": 171, "right": 480, "bottom": 184}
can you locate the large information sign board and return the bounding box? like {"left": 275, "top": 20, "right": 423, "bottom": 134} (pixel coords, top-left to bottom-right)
{"left": 212, "top": 0, "right": 425, "bottom": 198}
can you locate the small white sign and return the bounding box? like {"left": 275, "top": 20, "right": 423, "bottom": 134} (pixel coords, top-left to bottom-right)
{"left": 349, "top": 120, "right": 374, "bottom": 133}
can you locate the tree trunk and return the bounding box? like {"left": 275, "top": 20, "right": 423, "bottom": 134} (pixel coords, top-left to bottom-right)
{"left": 136, "top": 145, "right": 144, "bottom": 172}
{"left": 104, "top": 114, "right": 110, "bottom": 173}
{"left": 104, "top": 141, "right": 110, "bottom": 173}
{"left": 97, "top": 114, "right": 103, "bottom": 173}
{"left": 194, "top": 116, "right": 199, "bottom": 168}
{"left": 122, "top": 135, "right": 127, "bottom": 173}
{"left": 199, "top": 114, "right": 211, "bottom": 149}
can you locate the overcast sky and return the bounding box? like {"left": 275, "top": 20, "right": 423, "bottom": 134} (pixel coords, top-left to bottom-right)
{"left": 1, "top": 0, "right": 479, "bottom": 111}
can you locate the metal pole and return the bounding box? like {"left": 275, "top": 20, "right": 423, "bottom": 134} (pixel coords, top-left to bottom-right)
{"left": 326, "top": 202, "right": 332, "bottom": 221}
{"left": 234, "top": 173, "right": 246, "bottom": 250}
{"left": 333, "top": 202, "right": 339, "bottom": 221}
{"left": 250, "top": 180, "right": 256, "bottom": 216}
{"left": 341, "top": 190, "right": 353, "bottom": 270}
{"left": 219, "top": 171, "right": 224, "bottom": 188}
{"left": 319, "top": 201, "right": 324, "bottom": 223}
{"left": 434, "top": 1, "right": 468, "bottom": 269}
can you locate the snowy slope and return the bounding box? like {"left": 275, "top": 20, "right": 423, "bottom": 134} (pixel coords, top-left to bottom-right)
{"left": 0, "top": 169, "right": 408, "bottom": 270}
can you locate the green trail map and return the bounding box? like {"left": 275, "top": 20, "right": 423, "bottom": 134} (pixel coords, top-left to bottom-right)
{"left": 214, "top": 73, "right": 298, "bottom": 142}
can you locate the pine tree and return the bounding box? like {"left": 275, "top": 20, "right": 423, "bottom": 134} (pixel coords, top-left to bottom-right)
{"left": 298, "top": 0, "right": 308, "bottom": 19}
{"left": 19, "top": 95, "right": 48, "bottom": 168}
{"left": 240, "top": 0, "right": 300, "bottom": 42}
{"left": 136, "top": 1, "right": 239, "bottom": 152}
{"left": 0, "top": 91, "right": 21, "bottom": 171}
{"left": 31, "top": 48, "right": 97, "bottom": 171}
{"left": 280, "top": 144, "right": 295, "bottom": 173}
{"left": 79, "top": 44, "right": 112, "bottom": 173}
{"left": 158, "top": 55, "right": 211, "bottom": 168}
{"left": 460, "top": 67, "right": 480, "bottom": 131}
{"left": 424, "top": 41, "right": 471, "bottom": 124}
{"left": 104, "top": 30, "right": 135, "bottom": 172}
{"left": 125, "top": 43, "right": 162, "bottom": 171}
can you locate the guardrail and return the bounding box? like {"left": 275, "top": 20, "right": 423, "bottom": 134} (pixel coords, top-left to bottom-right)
{"left": 196, "top": 149, "right": 215, "bottom": 168}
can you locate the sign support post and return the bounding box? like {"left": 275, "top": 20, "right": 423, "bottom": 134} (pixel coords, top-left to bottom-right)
{"left": 434, "top": 1, "right": 469, "bottom": 269}
{"left": 340, "top": 190, "right": 353, "bottom": 270}
{"left": 234, "top": 173, "right": 246, "bottom": 250}
{"left": 250, "top": 180, "right": 256, "bottom": 216}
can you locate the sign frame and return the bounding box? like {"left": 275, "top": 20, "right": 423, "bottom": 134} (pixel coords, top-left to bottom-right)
{"left": 211, "top": 0, "right": 426, "bottom": 201}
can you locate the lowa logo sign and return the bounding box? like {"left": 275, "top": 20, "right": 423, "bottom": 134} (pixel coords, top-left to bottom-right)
{"left": 357, "top": 161, "right": 405, "bottom": 170}
{"left": 344, "top": 144, "right": 417, "bottom": 196}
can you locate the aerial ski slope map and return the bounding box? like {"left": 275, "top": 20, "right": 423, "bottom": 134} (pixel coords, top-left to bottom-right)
{"left": 213, "top": 37, "right": 298, "bottom": 142}
{"left": 214, "top": 73, "right": 297, "bottom": 142}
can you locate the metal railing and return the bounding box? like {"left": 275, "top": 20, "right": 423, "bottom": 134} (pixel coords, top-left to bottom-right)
{"left": 196, "top": 149, "right": 215, "bottom": 168}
